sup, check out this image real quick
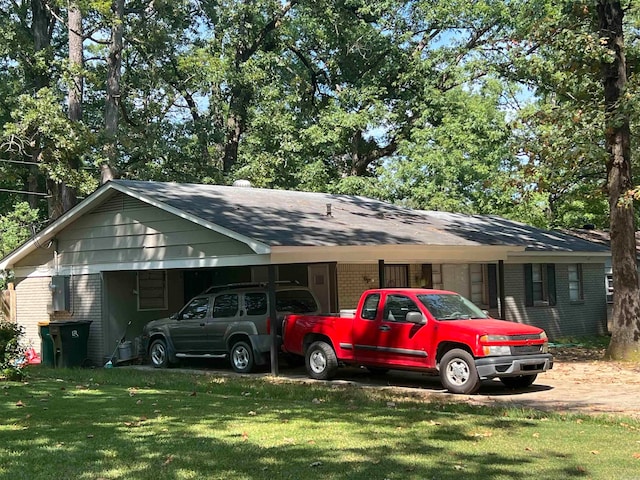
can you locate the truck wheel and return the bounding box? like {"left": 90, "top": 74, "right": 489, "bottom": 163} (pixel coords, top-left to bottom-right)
{"left": 440, "top": 349, "right": 480, "bottom": 394}
{"left": 305, "top": 341, "right": 338, "bottom": 380}
{"left": 500, "top": 374, "right": 537, "bottom": 389}
{"left": 149, "top": 339, "right": 169, "bottom": 368}
{"left": 230, "top": 341, "right": 255, "bottom": 373}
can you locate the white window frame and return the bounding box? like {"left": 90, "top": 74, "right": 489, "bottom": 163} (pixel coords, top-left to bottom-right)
{"left": 531, "top": 264, "right": 548, "bottom": 305}
{"left": 568, "top": 264, "right": 583, "bottom": 302}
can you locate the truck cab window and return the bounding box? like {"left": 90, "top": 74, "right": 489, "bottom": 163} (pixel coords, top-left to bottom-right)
{"left": 384, "top": 295, "right": 420, "bottom": 322}
{"left": 360, "top": 294, "right": 380, "bottom": 320}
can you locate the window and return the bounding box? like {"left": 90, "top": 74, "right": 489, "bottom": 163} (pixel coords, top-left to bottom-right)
{"left": 137, "top": 270, "right": 167, "bottom": 311}
{"left": 524, "top": 264, "right": 556, "bottom": 306}
{"left": 245, "top": 293, "right": 267, "bottom": 315}
{"left": 213, "top": 294, "right": 239, "bottom": 318}
{"left": 470, "top": 264, "right": 486, "bottom": 305}
{"left": 383, "top": 295, "right": 420, "bottom": 322}
{"left": 360, "top": 294, "right": 380, "bottom": 320}
{"left": 606, "top": 274, "right": 614, "bottom": 303}
{"left": 384, "top": 265, "right": 408, "bottom": 287}
{"left": 179, "top": 297, "right": 209, "bottom": 319}
{"left": 568, "top": 264, "right": 583, "bottom": 302}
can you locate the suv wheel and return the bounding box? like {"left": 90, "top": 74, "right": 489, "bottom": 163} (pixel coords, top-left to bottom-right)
{"left": 230, "top": 340, "right": 254, "bottom": 373}
{"left": 149, "top": 339, "right": 169, "bottom": 368}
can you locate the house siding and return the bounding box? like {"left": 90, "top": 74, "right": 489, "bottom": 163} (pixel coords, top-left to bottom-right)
{"left": 14, "top": 192, "right": 254, "bottom": 270}
{"left": 503, "top": 263, "right": 607, "bottom": 340}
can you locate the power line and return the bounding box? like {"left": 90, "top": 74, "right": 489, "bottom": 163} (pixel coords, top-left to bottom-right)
{"left": 0, "top": 188, "right": 50, "bottom": 197}
{"left": 0, "top": 158, "right": 40, "bottom": 165}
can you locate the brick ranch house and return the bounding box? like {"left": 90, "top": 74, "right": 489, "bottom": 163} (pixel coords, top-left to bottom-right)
{"left": 0, "top": 180, "right": 610, "bottom": 366}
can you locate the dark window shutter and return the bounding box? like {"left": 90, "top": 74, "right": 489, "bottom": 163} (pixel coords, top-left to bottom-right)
{"left": 547, "top": 264, "right": 557, "bottom": 306}
{"left": 524, "top": 264, "right": 533, "bottom": 307}
{"left": 487, "top": 264, "right": 498, "bottom": 308}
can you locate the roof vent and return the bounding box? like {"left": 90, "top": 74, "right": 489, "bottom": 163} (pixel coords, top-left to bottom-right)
{"left": 582, "top": 223, "right": 596, "bottom": 230}
{"left": 232, "top": 179, "right": 252, "bottom": 188}
{"left": 326, "top": 203, "right": 332, "bottom": 216}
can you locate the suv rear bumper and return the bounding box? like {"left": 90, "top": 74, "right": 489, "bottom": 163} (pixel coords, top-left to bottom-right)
{"left": 475, "top": 354, "right": 554, "bottom": 380}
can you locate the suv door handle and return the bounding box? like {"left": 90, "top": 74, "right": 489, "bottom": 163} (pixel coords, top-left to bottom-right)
{"left": 379, "top": 325, "right": 391, "bottom": 332}
{"left": 200, "top": 323, "right": 205, "bottom": 327}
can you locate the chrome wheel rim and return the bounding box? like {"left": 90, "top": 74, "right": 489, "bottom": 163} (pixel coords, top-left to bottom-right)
{"left": 151, "top": 343, "right": 166, "bottom": 366}
{"left": 446, "top": 359, "right": 470, "bottom": 386}
{"left": 233, "top": 345, "right": 250, "bottom": 370}
{"left": 309, "top": 350, "right": 327, "bottom": 374}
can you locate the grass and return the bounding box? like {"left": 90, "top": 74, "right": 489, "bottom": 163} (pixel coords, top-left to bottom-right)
{"left": 1, "top": 365, "right": 639, "bottom": 480}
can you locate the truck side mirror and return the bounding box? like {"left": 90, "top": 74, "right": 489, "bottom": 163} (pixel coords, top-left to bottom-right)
{"left": 405, "top": 311, "right": 426, "bottom": 325}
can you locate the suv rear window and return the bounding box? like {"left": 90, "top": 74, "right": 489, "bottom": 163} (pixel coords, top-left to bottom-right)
{"left": 275, "top": 289, "right": 318, "bottom": 313}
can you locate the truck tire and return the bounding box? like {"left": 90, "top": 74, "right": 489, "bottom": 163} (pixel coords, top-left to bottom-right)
{"left": 305, "top": 341, "right": 338, "bottom": 380}
{"left": 440, "top": 348, "right": 480, "bottom": 394}
{"left": 230, "top": 340, "right": 254, "bottom": 373}
{"left": 149, "top": 339, "right": 169, "bottom": 368}
{"left": 500, "top": 374, "right": 537, "bottom": 389}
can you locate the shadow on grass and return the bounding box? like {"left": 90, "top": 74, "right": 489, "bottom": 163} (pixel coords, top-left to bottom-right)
{"left": 0, "top": 366, "right": 609, "bottom": 479}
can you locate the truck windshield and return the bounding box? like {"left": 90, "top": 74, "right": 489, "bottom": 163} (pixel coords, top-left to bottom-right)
{"left": 417, "top": 293, "right": 489, "bottom": 321}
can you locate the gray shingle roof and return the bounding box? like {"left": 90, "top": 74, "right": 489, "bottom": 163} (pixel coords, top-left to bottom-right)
{"left": 113, "top": 180, "right": 608, "bottom": 253}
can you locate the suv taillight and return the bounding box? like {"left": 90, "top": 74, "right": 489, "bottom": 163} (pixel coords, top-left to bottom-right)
{"left": 266, "top": 317, "right": 271, "bottom": 335}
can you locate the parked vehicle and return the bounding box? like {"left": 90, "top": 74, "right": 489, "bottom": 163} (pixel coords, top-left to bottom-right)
{"left": 282, "top": 288, "right": 553, "bottom": 394}
{"left": 142, "top": 282, "right": 319, "bottom": 373}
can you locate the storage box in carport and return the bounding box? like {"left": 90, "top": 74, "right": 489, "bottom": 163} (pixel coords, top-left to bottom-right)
{"left": 49, "top": 320, "right": 92, "bottom": 368}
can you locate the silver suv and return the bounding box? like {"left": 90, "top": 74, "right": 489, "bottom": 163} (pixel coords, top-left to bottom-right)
{"left": 142, "top": 282, "right": 319, "bottom": 373}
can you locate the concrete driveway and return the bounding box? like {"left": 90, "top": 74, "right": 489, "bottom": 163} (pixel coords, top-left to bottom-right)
{"left": 130, "top": 357, "right": 640, "bottom": 419}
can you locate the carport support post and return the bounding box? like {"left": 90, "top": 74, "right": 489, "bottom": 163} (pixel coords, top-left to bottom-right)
{"left": 268, "top": 264, "right": 279, "bottom": 376}
{"left": 378, "top": 260, "right": 385, "bottom": 288}
{"left": 499, "top": 260, "right": 506, "bottom": 320}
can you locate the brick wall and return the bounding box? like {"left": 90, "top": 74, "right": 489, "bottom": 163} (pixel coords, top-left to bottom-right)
{"left": 15, "top": 274, "right": 103, "bottom": 366}
{"left": 15, "top": 277, "right": 51, "bottom": 355}
{"left": 336, "top": 264, "right": 379, "bottom": 309}
{"left": 51, "top": 274, "right": 103, "bottom": 365}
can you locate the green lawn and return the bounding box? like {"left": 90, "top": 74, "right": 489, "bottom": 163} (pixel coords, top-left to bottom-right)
{"left": 1, "top": 366, "right": 639, "bottom": 480}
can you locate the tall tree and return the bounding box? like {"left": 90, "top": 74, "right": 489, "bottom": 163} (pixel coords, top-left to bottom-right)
{"left": 597, "top": 0, "right": 640, "bottom": 361}
{"left": 102, "top": 0, "right": 123, "bottom": 183}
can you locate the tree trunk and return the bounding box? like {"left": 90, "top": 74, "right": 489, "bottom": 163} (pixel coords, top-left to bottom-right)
{"left": 28, "top": 0, "right": 54, "bottom": 209}
{"left": 47, "top": 1, "right": 84, "bottom": 218}
{"left": 597, "top": 1, "right": 640, "bottom": 361}
{"left": 102, "top": 0, "right": 123, "bottom": 183}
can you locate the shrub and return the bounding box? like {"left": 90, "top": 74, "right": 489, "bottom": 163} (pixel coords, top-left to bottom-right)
{"left": 0, "top": 320, "right": 25, "bottom": 381}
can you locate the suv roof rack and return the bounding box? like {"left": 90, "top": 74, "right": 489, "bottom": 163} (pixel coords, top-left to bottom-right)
{"left": 201, "top": 280, "right": 301, "bottom": 294}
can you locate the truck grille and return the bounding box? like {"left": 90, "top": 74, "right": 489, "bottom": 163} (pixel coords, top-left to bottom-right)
{"left": 511, "top": 345, "right": 543, "bottom": 355}
{"left": 510, "top": 334, "right": 542, "bottom": 341}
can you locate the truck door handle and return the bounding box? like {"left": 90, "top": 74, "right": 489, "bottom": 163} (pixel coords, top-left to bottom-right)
{"left": 200, "top": 323, "right": 205, "bottom": 327}
{"left": 379, "top": 325, "right": 391, "bottom": 332}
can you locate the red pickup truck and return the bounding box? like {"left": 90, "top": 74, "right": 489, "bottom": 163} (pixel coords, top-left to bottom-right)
{"left": 282, "top": 288, "right": 553, "bottom": 394}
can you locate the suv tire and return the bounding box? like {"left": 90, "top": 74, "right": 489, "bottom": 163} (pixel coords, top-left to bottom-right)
{"left": 149, "top": 339, "right": 169, "bottom": 368}
{"left": 230, "top": 340, "right": 254, "bottom": 373}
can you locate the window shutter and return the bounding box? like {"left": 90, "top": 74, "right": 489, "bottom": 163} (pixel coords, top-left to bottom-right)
{"left": 547, "top": 264, "right": 557, "bottom": 306}
{"left": 524, "top": 264, "right": 533, "bottom": 307}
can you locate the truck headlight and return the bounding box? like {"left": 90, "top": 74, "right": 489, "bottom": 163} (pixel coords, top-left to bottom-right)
{"left": 482, "top": 345, "right": 512, "bottom": 356}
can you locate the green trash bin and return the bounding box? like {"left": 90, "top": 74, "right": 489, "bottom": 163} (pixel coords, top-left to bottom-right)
{"left": 49, "top": 320, "right": 92, "bottom": 368}
{"left": 38, "top": 322, "right": 55, "bottom": 367}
